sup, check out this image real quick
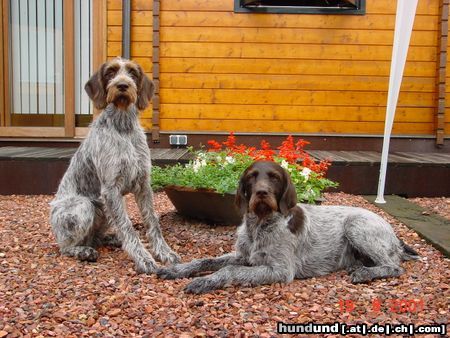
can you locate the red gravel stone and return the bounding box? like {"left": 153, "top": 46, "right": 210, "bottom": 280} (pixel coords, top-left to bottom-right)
{"left": 0, "top": 192, "right": 448, "bottom": 336}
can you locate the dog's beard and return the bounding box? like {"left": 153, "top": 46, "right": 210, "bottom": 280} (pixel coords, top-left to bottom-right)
{"left": 249, "top": 195, "right": 277, "bottom": 219}
{"left": 107, "top": 87, "right": 137, "bottom": 110}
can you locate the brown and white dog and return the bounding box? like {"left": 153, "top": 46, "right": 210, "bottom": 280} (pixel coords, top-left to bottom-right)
{"left": 157, "top": 161, "right": 418, "bottom": 294}
{"left": 50, "top": 58, "right": 180, "bottom": 273}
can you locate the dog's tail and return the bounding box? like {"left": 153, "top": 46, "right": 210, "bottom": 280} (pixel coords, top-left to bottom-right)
{"left": 400, "top": 240, "right": 420, "bottom": 261}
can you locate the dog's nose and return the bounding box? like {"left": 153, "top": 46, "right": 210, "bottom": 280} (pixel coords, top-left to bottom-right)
{"left": 117, "top": 83, "right": 129, "bottom": 92}
{"left": 256, "top": 190, "right": 268, "bottom": 197}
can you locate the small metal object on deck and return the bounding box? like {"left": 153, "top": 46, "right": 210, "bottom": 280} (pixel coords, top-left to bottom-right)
{"left": 169, "top": 135, "right": 188, "bottom": 146}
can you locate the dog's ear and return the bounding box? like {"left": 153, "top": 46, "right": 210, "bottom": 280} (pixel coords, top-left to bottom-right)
{"left": 136, "top": 66, "right": 155, "bottom": 111}
{"left": 279, "top": 169, "right": 298, "bottom": 216}
{"left": 235, "top": 170, "right": 249, "bottom": 215}
{"left": 85, "top": 64, "right": 107, "bottom": 109}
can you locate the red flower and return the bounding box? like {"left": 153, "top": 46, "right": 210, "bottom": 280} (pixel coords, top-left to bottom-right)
{"left": 223, "top": 132, "right": 237, "bottom": 149}
{"left": 207, "top": 140, "right": 222, "bottom": 152}
{"left": 207, "top": 132, "right": 332, "bottom": 177}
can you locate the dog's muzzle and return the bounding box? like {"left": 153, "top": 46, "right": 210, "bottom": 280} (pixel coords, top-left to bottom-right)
{"left": 249, "top": 190, "right": 278, "bottom": 218}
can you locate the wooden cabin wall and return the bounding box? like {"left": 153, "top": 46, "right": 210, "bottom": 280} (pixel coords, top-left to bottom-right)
{"left": 107, "top": 0, "right": 154, "bottom": 129}
{"left": 107, "top": 0, "right": 445, "bottom": 137}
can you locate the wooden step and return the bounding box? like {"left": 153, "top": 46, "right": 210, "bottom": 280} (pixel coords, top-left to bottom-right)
{"left": 0, "top": 146, "right": 449, "bottom": 196}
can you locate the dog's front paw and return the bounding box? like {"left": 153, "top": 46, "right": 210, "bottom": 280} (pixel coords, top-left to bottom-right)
{"left": 156, "top": 266, "right": 181, "bottom": 280}
{"left": 77, "top": 247, "right": 99, "bottom": 262}
{"left": 157, "top": 250, "right": 181, "bottom": 265}
{"left": 350, "top": 267, "right": 372, "bottom": 283}
{"left": 135, "top": 258, "right": 157, "bottom": 274}
{"left": 184, "top": 277, "right": 220, "bottom": 294}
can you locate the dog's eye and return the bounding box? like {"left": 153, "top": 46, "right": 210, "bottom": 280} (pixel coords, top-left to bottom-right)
{"left": 129, "top": 69, "right": 138, "bottom": 79}
{"left": 268, "top": 172, "right": 280, "bottom": 180}
{"left": 246, "top": 172, "right": 257, "bottom": 180}
{"left": 105, "top": 69, "right": 117, "bottom": 80}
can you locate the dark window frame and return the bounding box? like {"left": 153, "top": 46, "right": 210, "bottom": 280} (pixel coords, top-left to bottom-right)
{"left": 234, "top": 0, "right": 366, "bottom": 15}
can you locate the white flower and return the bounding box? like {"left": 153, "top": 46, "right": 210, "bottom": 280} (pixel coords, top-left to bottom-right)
{"left": 225, "top": 156, "right": 235, "bottom": 164}
{"left": 216, "top": 156, "right": 223, "bottom": 163}
{"left": 300, "top": 167, "right": 312, "bottom": 181}
{"left": 280, "top": 160, "right": 289, "bottom": 170}
{"left": 192, "top": 159, "right": 206, "bottom": 173}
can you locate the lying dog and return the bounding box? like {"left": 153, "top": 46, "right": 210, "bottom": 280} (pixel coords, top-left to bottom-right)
{"left": 50, "top": 57, "right": 180, "bottom": 273}
{"left": 157, "top": 161, "right": 418, "bottom": 293}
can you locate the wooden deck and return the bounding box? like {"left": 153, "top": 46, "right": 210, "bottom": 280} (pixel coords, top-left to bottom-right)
{"left": 0, "top": 147, "right": 193, "bottom": 165}
{"left": 0, "top": 146, "right": 449, "bottom": 196}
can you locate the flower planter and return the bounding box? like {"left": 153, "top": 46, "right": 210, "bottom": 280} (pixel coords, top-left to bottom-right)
{"left": 164, "top": 185, "right": 242, "bottom": 225}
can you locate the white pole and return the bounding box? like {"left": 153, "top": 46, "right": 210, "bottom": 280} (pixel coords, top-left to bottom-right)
{"left": 375, "top": 0, "right": 418, "bottom": 204}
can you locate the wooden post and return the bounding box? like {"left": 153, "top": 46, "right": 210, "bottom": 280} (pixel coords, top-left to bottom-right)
{"left": 63, "top": 0, "right": 75, "bottom": 137}
{"left": 0, "top": 0, "right": 4, "bottom": 127}
{"left": 1, "top": 0, "right": 10, "bottom": 127}
{"left": 92, "top": 0, "right": 107, "bottom": 120}
{"left": 152, "top": 0, "right": 160, "bottom": 143}
{"left": 436, "top": 0, "right": 449, "bottom": 147}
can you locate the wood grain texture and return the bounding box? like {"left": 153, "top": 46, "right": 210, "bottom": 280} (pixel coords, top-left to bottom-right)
{"left": 159, "top": 89, "right": 435, "bottom": 107}
{"left": 159, "top": 58, "right": 436, "bottom": 77}
{"left": 0, "top": 127, "right": 66, "bottom": 137}
{"left": 158, "top": 43, "right": 436, "bottom": 62}
{"left": 160, "top": 11, "right": 438, "bottom": 31}
{"left": 160, "top": 104, "right": 435, "bottom": 123}
{"left": 105, "top": 0, "right": 443, "bottom": 136}
{"left": 64, "top": 0, "right": 75, "bottom": 137}
{"left": 159, "top": 119, "right": 434, "bottom": 135}
{"left": 108, "top": 25, "right": 438, "bottom": 47}
{"left": 160, "top": 73, "right": 435, "bottom": 92}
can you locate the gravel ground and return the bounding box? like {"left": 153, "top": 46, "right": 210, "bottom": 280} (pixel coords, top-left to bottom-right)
{"left": 0, "top": 192, "right": 448, "bottom": 337}
{"left": 409, "top": 197, "right": 450, "bottom": 220}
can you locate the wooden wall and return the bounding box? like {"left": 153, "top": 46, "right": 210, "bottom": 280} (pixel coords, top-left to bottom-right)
{"left": 107, "top": 0, "right": 449, "bottom": 137}
{"left": 107, "top": 0, "right": 154, "bottom": 129}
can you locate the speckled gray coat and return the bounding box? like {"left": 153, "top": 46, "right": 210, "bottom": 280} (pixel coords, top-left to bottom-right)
{"left": 157, "top": 162, "right": 418, "bottom": 294}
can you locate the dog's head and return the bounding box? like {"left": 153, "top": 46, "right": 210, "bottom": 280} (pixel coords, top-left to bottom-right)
{"left": 235, "top": 161, "right": 298, "bottom": 220}
{"left": 84, "top": 57, "right": 154, "bottom": 111}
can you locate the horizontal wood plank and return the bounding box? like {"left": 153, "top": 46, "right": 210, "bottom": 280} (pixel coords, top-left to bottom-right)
{"left": 160, "top": 104, "right": 435, "bottom": 123}
{"left": 108, "top": 10, "right": 152, "bottom": 26}
{"left": 158, "top": 42, "right": 436, "bottom": 62}
{"left": 159, "top": 58, "right": 437, "bottom": 77}
{"left": 159, "top": 119, "right": 434, "bottom": 135}
{"left": 108, "top": 0, "right": 151, "bottom": 11}
{"left": 157, "top": 27, "right": 437, "bottom": 47}
{"left": 0, "top": 127, "right": 66, "bottom": 137}
{"left": 160, "top": 11, "right": 438, "bottom": 31}
{"left": 108, "top": 42, "right": 152, "bottom": 57}
{"left": 159, "top": 73, "right": 435, "bottom": 92}
{"left": 159, "top": 89, "right": 435, "bottom": 107}
{"left": 108, "top": 26, "right": 153, "bottom": 42}
{"left": 109, "top": 15, "right": 437, "bottom": 48}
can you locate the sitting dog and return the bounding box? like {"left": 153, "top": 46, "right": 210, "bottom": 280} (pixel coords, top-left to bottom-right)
{"left": 50, "top": 57, "right": 180, "bottom": 273}
{"left": 157, "top": 161, "right": 418, "bottom": 293}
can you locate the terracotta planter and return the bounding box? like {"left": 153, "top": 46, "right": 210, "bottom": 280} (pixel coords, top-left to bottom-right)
{"left": 164, "top": 185, "right": 242, "bottom": 225}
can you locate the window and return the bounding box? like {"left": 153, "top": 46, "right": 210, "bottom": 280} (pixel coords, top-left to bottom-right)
{"left": 1, "top": 0, "right": 105, "bottom": 137}
{"left": 235, "top": 0, "right": 365, "bottom": 14}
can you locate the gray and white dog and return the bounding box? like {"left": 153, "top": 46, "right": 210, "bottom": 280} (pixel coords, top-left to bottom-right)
{"left": 50, "top": 57, "right": 180, "bottom": 273}
{"left": 157, "top": 161, "right": 418, "bottom": 293}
